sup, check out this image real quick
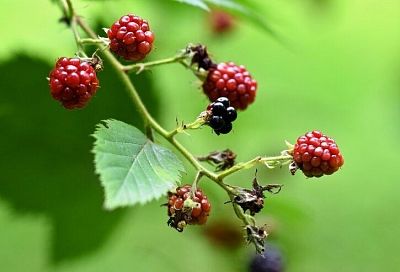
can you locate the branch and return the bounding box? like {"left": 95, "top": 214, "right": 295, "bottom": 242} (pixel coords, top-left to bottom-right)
{"left": 122, "top": 54, "right": 188, "bottom": 74}
{"left": 59, "top": 0, "right": 294, "bottom": 229}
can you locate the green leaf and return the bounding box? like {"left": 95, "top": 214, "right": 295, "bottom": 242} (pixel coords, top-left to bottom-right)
{"left": 173, "top": 0, "right": 210, "bottom": 11}
{"left": 93, "top": 119, "right": 185, "bottom": 210}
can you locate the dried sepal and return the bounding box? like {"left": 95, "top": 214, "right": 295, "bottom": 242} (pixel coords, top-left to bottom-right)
{"left": 198, "top": 149, "right": 236, "bottom": 171}
{"left": 187, "top": 44, "right": 216, "bottom": 70}
{"left": 245, "top": 225, "right": 268, "bottom": 254}
{"left": 233, "top": 178, "right": 282, "bottom": 216}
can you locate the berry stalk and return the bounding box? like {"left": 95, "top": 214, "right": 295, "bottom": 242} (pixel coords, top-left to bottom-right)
{"left": 121, "top": 48, "right": 208, "bottom": 82}
{"left": 79, "top": 38, "right": 106, "bottom": 45}
{"left": 122, "top": 53, "right": 188, "bottom": 74}
{"left": 62, "top": 0, "right": 87, "bottom": 57}
{"left": 217, "top": 154, "right": 293, "bottom": 180}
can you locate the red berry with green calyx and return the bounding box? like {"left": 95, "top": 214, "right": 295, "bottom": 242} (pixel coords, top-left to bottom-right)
{"left": 167, "top": 184, "right": 211, "bottom": 232}
{"left": 292, "top": 130, "right": 344, "bottom": 177}
{"left": 107, "top": 14, "right": 154, "bottom": 61}
{"left": 48, "top": 57, "right": 99, "bottom": 109}
{"left": 202, "top": 62, "right": 257, "bottom": 110}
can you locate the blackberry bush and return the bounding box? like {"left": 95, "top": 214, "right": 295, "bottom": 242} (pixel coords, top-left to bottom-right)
{"left": 50, "top": 0, "right": 345, "bottom": 255}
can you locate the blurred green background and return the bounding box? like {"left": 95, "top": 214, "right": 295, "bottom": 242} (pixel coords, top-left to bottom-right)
{"left": 1, "top": 0, "right": 399, "bottom": 271}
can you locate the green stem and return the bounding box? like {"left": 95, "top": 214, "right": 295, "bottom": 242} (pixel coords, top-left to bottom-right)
{"left": 80, "top": 38, "right": 105, "bottom": 45}
{"left": 63, "top": 0, "right": 86, "bottom": 57}
{"left": 217, "top": 154, "right": 293, "bottom": 180}
{"left": 260, "top": 154, "right": 293, "bottom": 166}
{"left": 59, "top": 0, "right": 71, "bottom": 21}
{"left": 191, "top": 171, "right": 203, "bottom": 197}
{"left": 123, "top": 54, "right": 188, "bottom": 74}
{"left": 166, "top": 116, "right": 206, "bottom": 138}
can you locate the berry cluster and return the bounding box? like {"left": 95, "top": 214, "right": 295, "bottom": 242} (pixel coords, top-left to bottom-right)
{"left": 203, "top": 62, "right": 257, "bottom": 110}
{"left": 48, "top": 57, "right": 99, "bottom": 109}
{"left": 293, "top": 130, "right": 344, "bottom": 177}
{"left": 107, "top": 14, "right": 154, "bottom": 61}
{"left": 207, "top": 97, "right": 237, "bottom": 135}
{"left": 167, "top": 185, "right": 211, "bottom": 232}
{"left": 49, "top": 4, "right": 346, "bottom": 255}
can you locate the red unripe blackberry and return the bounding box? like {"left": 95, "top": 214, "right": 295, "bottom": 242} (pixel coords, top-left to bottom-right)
{"left": 202, "top": 62, "right": 257, "bottom": 110}
{"left": 293, "top": 130, "right": 344, "bottom": 177}
{"left": 107, "top": 14, "right": 154, "bottom": 61}
{"left": 167, "top": 184, "right": 211, "bottom": 232}
{"left": 48, "top": 57, "right": 99, "bottom": 109}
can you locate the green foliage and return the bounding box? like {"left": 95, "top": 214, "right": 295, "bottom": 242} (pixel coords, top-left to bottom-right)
{"left": 174, "top": 0, "right": 210, "bottom": 11}
{"left": 1, "top": 0, "right": 400, "bottom": 271}
{"left": 93, "top": 120, "right": 185, "bottom": 209}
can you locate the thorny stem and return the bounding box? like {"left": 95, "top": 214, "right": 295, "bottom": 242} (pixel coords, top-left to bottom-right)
{"left": 166, "top": 116, "right": 206, "bottom": 138}
{"left": 217, "top": 154, "right": 293, "bottom": 180}
{"left": 61, "top": 0, "right": 293, "bottom": 228}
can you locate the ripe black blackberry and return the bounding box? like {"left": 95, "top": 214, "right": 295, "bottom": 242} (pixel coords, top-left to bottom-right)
{"left": 206, "top": 97, "right": 237, "bottom": 135}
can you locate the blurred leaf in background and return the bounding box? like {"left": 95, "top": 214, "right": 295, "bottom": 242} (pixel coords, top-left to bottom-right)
{"left": 0, "top": 51, "right": 160, "bottom": 263}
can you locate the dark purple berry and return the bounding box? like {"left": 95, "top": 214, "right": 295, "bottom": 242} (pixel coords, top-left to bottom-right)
{"left": 249, "top": 245, "right": 284, "bottom": 272}
{"left": 215, "top": 122, "right": 232, "bottom": 135}
{"left": 216, "top": 97, "right": 230, "bottom": 108}
{"left": 226, "top": 106, "right": 237, "bottom": 122}
{"left": 209, "top": 116, "right": 225, "bottom": 130}
{"left": 211, "top": 102, "right": 227, "bottom": 116}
